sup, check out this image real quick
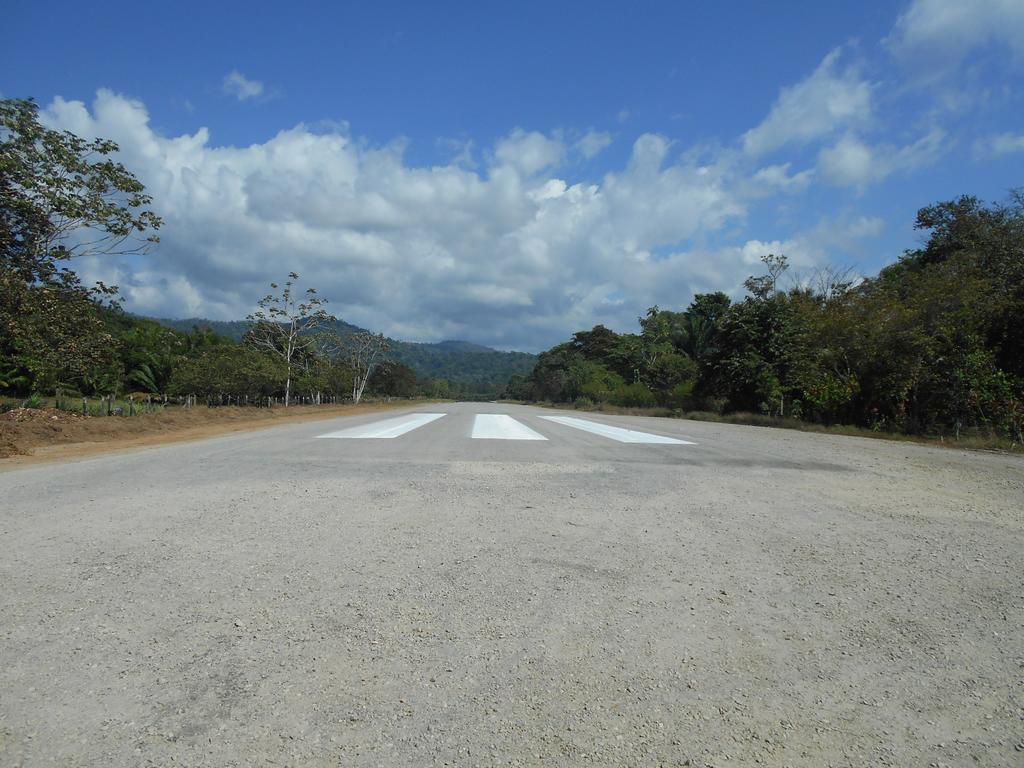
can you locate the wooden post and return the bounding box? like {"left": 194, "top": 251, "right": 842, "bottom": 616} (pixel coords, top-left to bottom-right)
{"left": 82, "top": 397, "right": 87, "bottom": 416}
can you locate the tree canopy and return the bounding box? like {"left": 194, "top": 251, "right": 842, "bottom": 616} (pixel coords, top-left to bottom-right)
{"left": 510, "top": 193, "right": 1024, "bottom": 441}
{"left": 1, "top": 97, "right": 161, "bottom": 392}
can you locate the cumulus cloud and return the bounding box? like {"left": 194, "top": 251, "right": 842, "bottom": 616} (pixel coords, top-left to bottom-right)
{"left": 886, "top": 0, "right": 1024, "bottom": 74}
{"left": 742, "top": 48, "right": 872, "bottom": 156}
{"left": 492, "top": 128, "right": 565, "bottom": 175}
{"left": 38, "top": 70, "right": 958, "bottom": 351}
{"left": 222, "top": 70, "right": 264, "bottom": 101}
{"left": 574, "top": 130, "right": 613, "bottom": 159}
{"left": 44, "top": 90, "right": 814, "bottom": 350}
{"left": 817, "top": 128, "right": 945, "bottom": 189}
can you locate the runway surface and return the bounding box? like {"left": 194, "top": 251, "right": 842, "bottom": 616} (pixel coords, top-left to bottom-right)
{"left": 1, "top": 402, "right": 1021, "bottom": 766}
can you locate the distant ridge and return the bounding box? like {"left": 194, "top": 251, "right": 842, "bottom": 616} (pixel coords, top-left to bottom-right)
{"left": 152, "top": 317, "right": 536, "bottom": 392}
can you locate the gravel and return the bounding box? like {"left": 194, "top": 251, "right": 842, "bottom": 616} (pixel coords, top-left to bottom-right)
{"left": 0, "top": 403, "right": 1021, "bottom": 766}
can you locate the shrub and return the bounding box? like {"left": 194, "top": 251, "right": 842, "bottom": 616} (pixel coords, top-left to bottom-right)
{"left": 22, "top": 393, "right": 44, "bottom": 409}
{"left": 611, "top": 382, "right": 657, "bottom": 408}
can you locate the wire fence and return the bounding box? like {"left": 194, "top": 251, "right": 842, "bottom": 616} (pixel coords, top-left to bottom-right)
{"left": 1, "top": 391, "right": 375, "bottom": 417}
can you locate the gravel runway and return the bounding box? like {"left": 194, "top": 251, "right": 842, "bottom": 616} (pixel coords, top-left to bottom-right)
{"left": 1, "top": 403, "right": 1021, "bottom": 766}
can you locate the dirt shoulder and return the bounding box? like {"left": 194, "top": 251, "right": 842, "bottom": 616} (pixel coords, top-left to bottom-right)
{"left": 0, "top": 401, "right": 421, "bottom": 469}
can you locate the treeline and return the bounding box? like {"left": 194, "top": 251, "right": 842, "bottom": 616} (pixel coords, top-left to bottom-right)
{"left": 154, "top": 317, "right": 537, "bottom": 395}
{"left": 388, "top": 340, "right": 537, "bottom": 393}
{"left": 2, "top": 306, "right": 457, "bottom": 404}
{"left": 508, "top": 194, "right": 1024, "bottom": 441}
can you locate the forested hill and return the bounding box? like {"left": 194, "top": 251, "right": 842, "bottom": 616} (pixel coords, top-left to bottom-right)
{"left": 153, "top": 317, "right": 536, "bottom": 392}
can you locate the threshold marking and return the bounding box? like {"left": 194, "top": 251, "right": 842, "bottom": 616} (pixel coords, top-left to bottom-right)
{"left": 539, "top": 415, "right": 695, "bottom": 444}
{"left": 316, "top": 413, "right": 446, "bottom": 439}
{"left": 471, "top": 414, "right": 548, "bottom": 440}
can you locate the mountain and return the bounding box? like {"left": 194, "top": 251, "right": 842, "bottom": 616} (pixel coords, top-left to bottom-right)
{"left": 153, "top": 317, "right": 536, "bottom": 393}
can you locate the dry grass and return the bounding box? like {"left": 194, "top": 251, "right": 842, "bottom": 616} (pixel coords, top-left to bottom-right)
{"left": 0, "top": 401, "right": 428, "bottom": 466}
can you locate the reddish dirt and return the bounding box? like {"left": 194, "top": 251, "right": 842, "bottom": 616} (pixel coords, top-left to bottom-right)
{"left": 0, "top": 402, "right": 413, "bottom": 468}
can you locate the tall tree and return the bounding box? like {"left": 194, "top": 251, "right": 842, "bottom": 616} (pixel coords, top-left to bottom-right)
{"left": 344, "top": 332, "right": 389, "bottom": 404}
{"left": 368, "top": 360, "right": 419, "bottom": 398}
{"left": 680, "top": 292, "right": 731, "bottom": 370}
{"left": 245, "top": 272, "right": 334, "bottom": 406}
{"left": 0, "top": 97, "right": 161, "bottom": 392}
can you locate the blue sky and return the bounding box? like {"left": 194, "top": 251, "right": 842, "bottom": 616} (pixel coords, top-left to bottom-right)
{"left": 3, "top": 0, "right": 1023, "bottom": 350}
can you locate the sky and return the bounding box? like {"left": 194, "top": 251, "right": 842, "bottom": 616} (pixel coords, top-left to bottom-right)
{"left": 3, "top": 0, "right": 1023, "bottom": 351}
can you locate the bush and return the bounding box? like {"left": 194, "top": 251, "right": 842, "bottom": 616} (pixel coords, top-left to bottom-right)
{"left": 611, "top": 382, "right": 657, "bottom": 408}
{"left": 168, "top": 346, "right": 285, "bottom": 399}
{"left": 21, "top": 393, "right": 44, "bottom": 409}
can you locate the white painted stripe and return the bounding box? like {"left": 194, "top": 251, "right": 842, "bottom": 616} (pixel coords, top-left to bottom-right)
{"left": 471, "top": 414, "right": 548, "bottom": 440}
{"left": 539, "top": 415, "right": 696, "bottom": 444}
{"left": 316, "top": 413, "right": 446, "bottom": 439}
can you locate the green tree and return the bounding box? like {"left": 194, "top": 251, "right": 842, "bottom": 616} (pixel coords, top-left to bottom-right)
{"left": 636, "top": 307, "right": 698, "bottom": 403}
{"left": 571, "top": 325, "right": 622, "bottom": 362}
{"left": 680, "top": 292, "right": 731, "bottom": 371}
{"left": 245, "top": 272, "right": 334, "bottom": 406}
{"left": 1, "top": 98, "right": 161, "bottom": 393}
{"left": 707, "top": 254, "right": 811, "bottom": 415}
{"left": 528, "top": 343, "right": 593, "bottom": 402}
{"left": 368, "top": 361, "right": 419, "bottom": 398}
{"left": 168, "top": 346, "right": 285, "bottom": 400}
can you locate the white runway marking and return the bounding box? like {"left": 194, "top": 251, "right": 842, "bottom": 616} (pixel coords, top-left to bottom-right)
{"left": 539, "top": 415, "right": 696, "bottom": 444}
{"left": 316, "top": 413, "right": 446, "bottom": 439}
{"left": 471, "top": 414, "right": 548, "bottom": 440}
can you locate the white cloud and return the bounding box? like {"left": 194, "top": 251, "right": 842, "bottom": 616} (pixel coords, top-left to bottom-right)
{"left": 887, "top": 0, "right": 1024, "bottom": 74}
{"left": 976, "top": 132, "right": 1024, "bottom": 156}
{"left": 43, "top": 91, "right": 801, "bottom": 350}
{"left": 817, "top": 128, "right": 945, "bottom": 189}
{"left": 492, "top": 128, "right": 565, "bottom": 175}
{"left": 574, "top": 130, "right": 613, "bottom": 160}
{"left": 742, "top": 48, "right": 872, "bottom": 156}
{"left": 751, "top": 163, "right": 814, "bottom": 192}
{"left": 42, "top": 69, "right": 957, "bottom": 351}
{"left": 817, "top": 135, "right": 874, "bottom": 188}
{"left": 846, "top": 215, "right": 885, "bottom": 239}
{"left": 37, "top": 74, "right": 969, "bottom": 350}
{"left": 222, "top": 70, "right": 264, "bottom": 101}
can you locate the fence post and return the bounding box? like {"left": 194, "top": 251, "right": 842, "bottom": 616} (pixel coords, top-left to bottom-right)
{"left": 82, "top": 397, "right": 87, "bottom": 416}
